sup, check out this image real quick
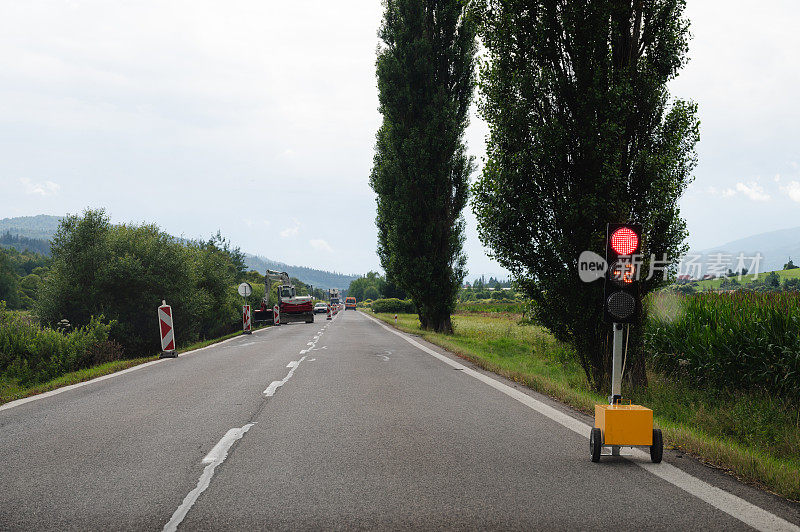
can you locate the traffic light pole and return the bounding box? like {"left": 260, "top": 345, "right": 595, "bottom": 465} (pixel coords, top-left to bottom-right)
{"left": 610, "top": 322, "right": 624, "bottom": 457}
{"left": 611, "top": 323, "right": 623, "bottom": 404}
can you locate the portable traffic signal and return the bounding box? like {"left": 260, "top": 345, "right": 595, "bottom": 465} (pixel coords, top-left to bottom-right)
{"left": 604, "top": 223, "right": 642, "bottom": 323}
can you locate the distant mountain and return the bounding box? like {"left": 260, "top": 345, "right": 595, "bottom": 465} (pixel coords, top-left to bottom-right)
{"left": 0, "top": 233, "right": 51, "bottom": 255}
{"left": 244, "top": 254, "right": 358, "bottom": 290}
{"left": 0, "top": 215, "right": 358, "bottom": 289}
{"left": 0, "top": 214, "right": 63, "bottom": 240}
{"left": 690, "top": 226, "right": 800, "bottom": 274}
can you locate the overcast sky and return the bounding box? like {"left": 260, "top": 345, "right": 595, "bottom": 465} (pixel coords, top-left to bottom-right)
{"left": 1, "top": 1, "right": 799, "bottom": 278}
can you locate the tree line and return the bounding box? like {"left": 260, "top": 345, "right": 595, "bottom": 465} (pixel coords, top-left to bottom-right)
{"left": 371, "top": 0, "right": 697, "bottom": 391}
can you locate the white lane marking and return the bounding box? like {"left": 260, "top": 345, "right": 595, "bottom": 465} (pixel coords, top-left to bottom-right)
{"left": 361, "top": 312, "right": 800, "bottom": 532}
{"left": 201, "top": 425, "right": 255, "bottom": 464}
{"left": 163, "top": 423, "right": 255, "bottom": 532}
{"left": 286, "top": 361, "right": 298, "bottom": 368}
{"left": 309, "top": 358, "right": 316, "bottom": 362}
{"left": 0, "top": 325, "right": 277, "bottom": 413}
{"left": 263, "top": 356, "right": 307, "bottom": 397}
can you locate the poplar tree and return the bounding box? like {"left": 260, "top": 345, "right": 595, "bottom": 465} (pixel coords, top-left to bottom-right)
{"left": 371, "top": 0, "right": 477, "bottom": 333}
{"left": 472, "top": 0, "right": 699, "bottom": 388}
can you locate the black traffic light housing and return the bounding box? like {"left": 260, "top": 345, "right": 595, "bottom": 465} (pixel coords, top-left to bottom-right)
{"left": 603, "top": 223, "right": 642, "bottom": 324}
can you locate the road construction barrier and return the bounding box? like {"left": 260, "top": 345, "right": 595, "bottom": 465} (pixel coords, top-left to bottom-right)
{"left": 273, "top": 304, "right": 280, "bottom": 326}
{"left": 243, "top": 304, "right": 251, "bottom": 334}
{"left": 158, "top": 300, "right": 177, "bottom": 358}
{"left": 327, "top": 305, "right": 332, "bottom": 320}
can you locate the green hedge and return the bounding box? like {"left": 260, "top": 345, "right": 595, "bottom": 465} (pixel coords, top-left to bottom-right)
{"left": 371, "top": 298, "right": 416, "bottom": 314}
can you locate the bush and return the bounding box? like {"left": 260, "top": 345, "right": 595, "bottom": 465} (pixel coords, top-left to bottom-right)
{"left": 35, "top": 209, "right": 246, "bottom": 354}
{"left": 0, "top": 303, "right": 116, "bottom": 385}
{"left": 371, "top": 298, "right": 415, "bottom": 314}
{"left": 645, "top": 292, "right": 800, "bottom": 397}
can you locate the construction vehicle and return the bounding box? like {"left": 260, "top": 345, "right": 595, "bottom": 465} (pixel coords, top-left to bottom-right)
{"left": 328, "top": 288, "right": 340, "bottom": 307}
{"left": 253, "top": 270, "right": 314, "bottom": 324}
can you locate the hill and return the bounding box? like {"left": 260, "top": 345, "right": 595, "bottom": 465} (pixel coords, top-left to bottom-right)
{"left": 244, "top": 255, "right": 358, "bottom": 290}
{"left": 0, "top": 233, "right": 51, "bottom": 255}
{"left": 0, "top": 215, "right": 357, "bottom": 289}
{"left": 0, "top": 215, "right": 63, "bottom": 240}
{"left": 689, "top": 266, "right": 800, "bottom": 290}
{"left": 690, "top": 226, "right": 800, "bottom": 274}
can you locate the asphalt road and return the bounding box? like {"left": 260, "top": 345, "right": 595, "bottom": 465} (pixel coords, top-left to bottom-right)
{"left": 1, "top": 309, "right": 799, "bottom": 531}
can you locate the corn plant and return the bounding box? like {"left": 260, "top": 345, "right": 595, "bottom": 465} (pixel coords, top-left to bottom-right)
{"left": 645, "top": 291, "right": 800, "bottom": 397}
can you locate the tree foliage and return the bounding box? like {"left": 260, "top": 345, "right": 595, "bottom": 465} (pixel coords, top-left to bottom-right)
{"left": 472, "top": 0, "right": 699, "bottom": 389}
{"left": 36, "top": 209, "right": 247, "bottom": 354}
{"left": 0, "top": 251, "right": 21, "bottom": 309}
{"left": 346, "top": 271, "right": 406, "bottom": 302}
{"left": 371, "top": 0, "right": 477, "bottom": 333}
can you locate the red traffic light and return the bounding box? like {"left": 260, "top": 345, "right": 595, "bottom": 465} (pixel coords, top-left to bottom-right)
{"left": 610, "top": 227, "right": 639, "bottom": 256}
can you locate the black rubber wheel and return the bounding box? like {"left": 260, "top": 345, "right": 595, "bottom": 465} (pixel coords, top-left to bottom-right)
{"left": 650, "top": 428, "right": 663, "bottom": 463}
{"left": 590, "top": 427, "right": 602, "bottom": 462}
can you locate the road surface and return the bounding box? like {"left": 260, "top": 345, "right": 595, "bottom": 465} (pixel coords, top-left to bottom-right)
{"left": 1, "top": 309, "right": 798, "bottom": 531}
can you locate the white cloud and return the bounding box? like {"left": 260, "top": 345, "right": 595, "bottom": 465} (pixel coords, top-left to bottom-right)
{"left": 309, "top": 239, "right": 333, "bottom": 252}
{"left": 780, "top": 181, "right": 800, "bottom": 202}
{"left": 722, "top": 182, "right": 770, "bottom": 201}
{"left": 279, "top": 219, "right": 300, "bottom": 239}
{"left": 20, "top": 178, "right": 60, "bottom": 196}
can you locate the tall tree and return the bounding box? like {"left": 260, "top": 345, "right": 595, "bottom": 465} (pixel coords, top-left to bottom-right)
{"left": 472, "top": 0, "right": 699, "bottom": 389}
{"left": 371, "top": 0, "right": 477, "bottom": 333}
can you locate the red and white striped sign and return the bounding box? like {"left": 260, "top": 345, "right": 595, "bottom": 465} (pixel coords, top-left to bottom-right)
{"left": 158, "top": 302, "right": 175, "bottom": 353}
{"left": 273, "top": 304, "right": 280, "bottom": 325}
{"left": 243, "top": 304, "right": 251, "bottom": 333}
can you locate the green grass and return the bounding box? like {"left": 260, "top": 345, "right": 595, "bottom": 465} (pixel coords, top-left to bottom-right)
{"left": 369, "top": 311, "right": 800, "bottom": 501}
{"left": 0, "top": 324, "right": 268, "bottom": 406}
{"left": 455, "top": 301, "right": 527, "bottom": 315}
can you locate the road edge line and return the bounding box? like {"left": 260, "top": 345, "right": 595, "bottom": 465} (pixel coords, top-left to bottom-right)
{"left": 0, "top": 326, "right": 275, "bottom": 413}
{"left": 360, "top": 311, "right": 799, "bottom": 532}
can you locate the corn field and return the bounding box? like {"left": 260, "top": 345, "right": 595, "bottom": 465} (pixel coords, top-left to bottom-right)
{"left": 645, "top": 291, "right": 800, "bottom": 398}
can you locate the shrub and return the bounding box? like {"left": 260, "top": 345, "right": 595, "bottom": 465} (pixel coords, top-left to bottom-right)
{"left": 0, "top": 303, "right": 116, "bottom": 385}
{"left": 35, "top": 210, "right": 245, "bottom": 354}
{"left": 371, "top": 298, "right": 416, "bottom": 314}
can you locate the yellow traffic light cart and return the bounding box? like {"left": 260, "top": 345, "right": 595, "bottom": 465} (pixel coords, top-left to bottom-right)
{"left": 590, "top": 225, "right": 663, "bottom": 463}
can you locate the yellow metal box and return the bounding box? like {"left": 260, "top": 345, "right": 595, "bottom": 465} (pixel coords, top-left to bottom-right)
{"left": 595, "top": 404, "right": 653, "bottom": 446}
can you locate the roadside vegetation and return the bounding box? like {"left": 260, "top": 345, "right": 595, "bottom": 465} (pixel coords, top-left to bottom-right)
{"left": 0, "top": 209, "right": 269, "bottom": 403}
{"left": 0, "top": 323, "right": 267, "bottom": 406}
{"left": 369, "top": 307, "right": 800, "bottom": 500}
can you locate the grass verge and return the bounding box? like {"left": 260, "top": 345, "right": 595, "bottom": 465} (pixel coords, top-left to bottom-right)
{"left": 0, "top": 324, "right": 269, "bottom": 406}
{"left": 368, "top": 311, "right": 800, "bottom": 501}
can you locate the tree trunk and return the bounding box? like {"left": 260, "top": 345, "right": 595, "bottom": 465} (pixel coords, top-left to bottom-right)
{"left": 432, "top": 314, "right": 453, "bottom": 334}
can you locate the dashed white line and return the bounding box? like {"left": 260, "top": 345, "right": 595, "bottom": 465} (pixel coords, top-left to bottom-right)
{"left": 163, "top": 423, "right": 255, "bottom": 532}
{"left": 264, "top": 356, "right": 307, "bottom": 397}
